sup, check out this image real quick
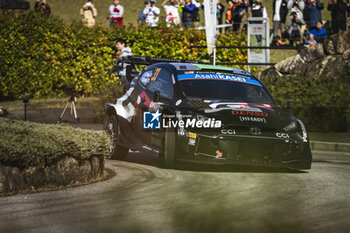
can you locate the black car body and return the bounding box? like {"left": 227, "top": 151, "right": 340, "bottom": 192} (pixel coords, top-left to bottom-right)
{"left": 105, "top": 56, "right": 312, "bottom": 169}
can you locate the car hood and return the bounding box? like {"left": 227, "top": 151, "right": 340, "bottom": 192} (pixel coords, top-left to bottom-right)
{"left": 180, "top": 99, "right": 293, "bottom": 129}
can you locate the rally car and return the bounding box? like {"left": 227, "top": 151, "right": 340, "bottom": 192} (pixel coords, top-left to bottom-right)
{"left": 104, "top": 56, "right": 312, "bottom": 169}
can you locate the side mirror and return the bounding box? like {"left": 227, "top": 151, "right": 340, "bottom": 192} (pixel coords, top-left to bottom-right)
{"left": 286, "top": 100, "right": 293, "bottom": 110}
{"left": 153, "top": 91, "right": 160, "bottom": 102}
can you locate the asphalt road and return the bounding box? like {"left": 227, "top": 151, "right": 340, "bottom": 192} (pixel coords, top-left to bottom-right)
{"left": 1, "top": 151, "right": 350, "bottom": 233}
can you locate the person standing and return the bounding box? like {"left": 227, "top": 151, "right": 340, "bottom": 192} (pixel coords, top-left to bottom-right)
{"left": 217, "top": 0, "right": 225, "bottom": 32}
{"left": 251, "top": 0, "right": 268, "bottom": 21}
{"left": 304, "top": 0, "right": 323, "bottom": 30}
{"left": 287, "top": 4, "right": 305, "bottom": 45}
{"left": 273, "top": 0, "right": 289, "bottom": 38}
{"left": 116, "top": 39, "right": 132, "bottom": 90}
{"left": 162, "top": 0, "right": 181, "bottom": 26}
{"left": 144, "top": 0, "right": 160, "bottom": 27}
{"left": 182, "top": 0, "right": 196, "bottom": 26}
{"left": 238, "top": 0, "right": 252, "bottom": 31}
{"left": 109, "top": 0, "right": 124, "bottom": 28}
{"left": 327, "top": 0, "right": 347, "bottom": 34}
{"left": 288, "top": 0, "right": 304, "bottom": 10}
{"left": 80, "top": 0, "right": 97, "bottom": 28}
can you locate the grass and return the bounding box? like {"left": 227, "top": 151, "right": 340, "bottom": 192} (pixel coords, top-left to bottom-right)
{"left": 0, "top": 118, "right": 109, "bottom": 168}
{"left": 27, "top": 0, "right": 332, "bottom": 28}
{"left": 26, "top": 0, "right": 331, "bottom": 64}
{"left": 0, "top": 96, "right": 99, "bottom": 111}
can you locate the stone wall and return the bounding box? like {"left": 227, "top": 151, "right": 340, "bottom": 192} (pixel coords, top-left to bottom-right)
{"left": 261, "top": 30, "right": 350, "bottom": 79}
{"left": 0, "top": 155, "right": 104, "bottom": 194}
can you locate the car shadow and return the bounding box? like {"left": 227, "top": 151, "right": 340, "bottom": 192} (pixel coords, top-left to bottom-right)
{"left": 122, "top": 151, "right": 308, "bottom": 174}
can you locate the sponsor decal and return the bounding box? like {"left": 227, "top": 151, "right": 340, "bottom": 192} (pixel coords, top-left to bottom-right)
{"left": 151, "top": 68, "right": 161, "bottom": 81}
{"left": 232, "top": 110, "right": 268, "bottom": 117}
{"left": 177, "top": 74, "right": 262, "bottom": 86}
{"left": 216, "top": 150, "right": 223, "bottom": 158}
{"left": 203, "top": 99, "right": 219, "bottom": 103}
{"left": 175, "top": 99, "right": 182, "bottom": 106}
{"left": 188, "top": 138, "right": 196, "bottom": 146}
{"left": 221, "top": 129, "right": 236, "bottom": 135}
{"left": 187, "top": 132, "right": 197, "bottom": 139}
{"left": 240, "top": 116, "right": 266, "bottom": 123}
{"left": 140, "top": 91, "right": 151, "bottom": 107}
{"left": 143, "top": 110, "right": 161, "bottom": 129}
{"left": 276, "top": 133, "right": 289, "bottom": 139}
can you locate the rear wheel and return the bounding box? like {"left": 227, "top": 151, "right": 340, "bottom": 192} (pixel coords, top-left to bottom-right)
{"left": 105, "top": 114, "right": 129, "bottom": 160}
{"left": 164, "top": 128, "right": 176, "bottom": 168}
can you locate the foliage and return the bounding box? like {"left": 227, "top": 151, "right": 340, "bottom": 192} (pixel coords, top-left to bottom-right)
{"left": 260, "top": 75, "right": 350, "bottom": 132}
{"left": 0, "top": 11, "right": 248, "bottom": 100}
{"left": 0, "top": 118, "right": 109, "bottom": 168}
{"left": 0, "top": 11, "right": 114, "bottom": 100}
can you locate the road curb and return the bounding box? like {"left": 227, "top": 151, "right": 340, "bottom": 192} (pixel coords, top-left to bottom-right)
{"left": 310, "top": 141, "right": 350, "bottom": 153}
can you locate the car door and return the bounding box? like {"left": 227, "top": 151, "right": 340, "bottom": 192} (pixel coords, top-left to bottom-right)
{"left": 144, "top": 67, "right": 174, "bottom": 148}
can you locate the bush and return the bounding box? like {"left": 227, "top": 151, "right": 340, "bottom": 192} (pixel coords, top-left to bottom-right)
{"left": 0, "top": 118, "right": 109, "bottom": 168}
{"left": 0, "top": 11, "right": 248, "bottom": 100}
{"left": 260, "top": 75, "right": 350, "bottom": 132}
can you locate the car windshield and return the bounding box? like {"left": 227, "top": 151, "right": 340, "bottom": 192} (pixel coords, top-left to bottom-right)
{"left": 178, "top": 72, "right": 275, "bottom": 104}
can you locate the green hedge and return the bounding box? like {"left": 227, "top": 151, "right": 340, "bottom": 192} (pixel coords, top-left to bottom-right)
{"left": 260, "top": 75, "right": 350, "bottom": 132}
{"left": 0, "top": 118, "right": 109, "bottom": 168}
{"left": 0, "top": 11, "right": 248, "bottom": 100}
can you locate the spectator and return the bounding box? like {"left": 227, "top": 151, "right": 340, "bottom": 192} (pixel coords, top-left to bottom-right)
{"left": 80, "top": 0, "right": 97, "bottom": 28}
{"left": 287, "top": 4, "right": 305, "bottom": 45}
{"left": 144, "top": 0, "right": 160, "bottom": 27}
{"left": 327, "top": 0, "right": 347, "bottom": 34}
{"left": 192, "top": 0, "right": 201, "bottom": 26}
{"left": 226, "top": 0, "right": 235, "bottom": 27}
{"left": 306, "top": 33, "right": 317, "bottom": 46}
{"left": 239, "top": 0, "right": 252, "bottom": 31}
{"left": 34, "top": 0, "right": 51, "bottom": 16}
{"left": 307, "top": 20, "right": 327, "bottom": 42}
{"left": 304, "top": 0, "right": 324, "bottom": 30}
{"left": 217, "top": 0, "right": 226, "bottom": 32}
{"left": 115, "top": 39, "right": 132, "bottom": 90}
{"left": 116, "top": 39, "right": 132, "bottom": 58}
{"left": 231, "top": 0, "right": 243, "bottom": 31}
{"left": 162, "top": 0, "right": 181, "bottom": 26}
{"left": 109, "top": 0, "right": 124, "bottom": 28}
{"left": 288, "top": 0, "right": 304, "bottom": 10}
{"left": 182, "top": 0, "right": 196, "bottom": 26}
{"left": 272, "top": 0, "right": 288, "bottom": 39}
{"left": 251, "top": 0, "right": 268, "bottom": 23}
{"left": 138, "top": 1, "right": 149, "bottom": 26}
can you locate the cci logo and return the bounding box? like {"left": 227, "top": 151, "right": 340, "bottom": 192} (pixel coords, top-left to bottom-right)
{"left": 143, "top": 110, "right": 161, "bottom": 129}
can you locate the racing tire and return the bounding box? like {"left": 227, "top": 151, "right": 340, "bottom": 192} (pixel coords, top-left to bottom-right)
{"left": 164, "top": 128, "right": 176, "bottom": 168}
{"left": 105, "top": 114, "right": 129, "bottom": 160}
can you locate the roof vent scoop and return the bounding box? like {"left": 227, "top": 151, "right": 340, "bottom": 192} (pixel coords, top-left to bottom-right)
{"left": 180, "top": 66, "right": 187, "bottom": 70}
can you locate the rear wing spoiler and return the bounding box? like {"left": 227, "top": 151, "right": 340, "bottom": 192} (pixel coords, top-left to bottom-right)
{"left": 107, "top": 56, "right": 207, "bottom": 83}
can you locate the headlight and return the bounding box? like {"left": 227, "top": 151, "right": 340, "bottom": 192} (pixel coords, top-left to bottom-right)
{"left": 283, "top": 121, "right": 299, "bottom": 133}
{"left": 283, "top": 120, "right": 308, "bottom": 142}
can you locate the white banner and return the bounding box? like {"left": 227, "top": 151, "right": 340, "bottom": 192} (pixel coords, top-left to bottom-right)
{"left": 204, "top": 0, "right": 217, "bottom": 55}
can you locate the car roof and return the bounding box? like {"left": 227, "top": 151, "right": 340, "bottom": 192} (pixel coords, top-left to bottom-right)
{"left": 168, "top": 63, "right": 252, "bottom": 76}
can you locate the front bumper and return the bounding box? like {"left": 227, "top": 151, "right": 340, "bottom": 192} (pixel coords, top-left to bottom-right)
{"left": 176, "top": 132, "right": 312, "bottom": 169}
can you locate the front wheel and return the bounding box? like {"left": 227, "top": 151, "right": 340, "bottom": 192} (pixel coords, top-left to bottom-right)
{"left": 164, "top": 128, "right": 176, "bottom": 168}
{"left": 105, "top": 114, "right": 129, "bottom": 160}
